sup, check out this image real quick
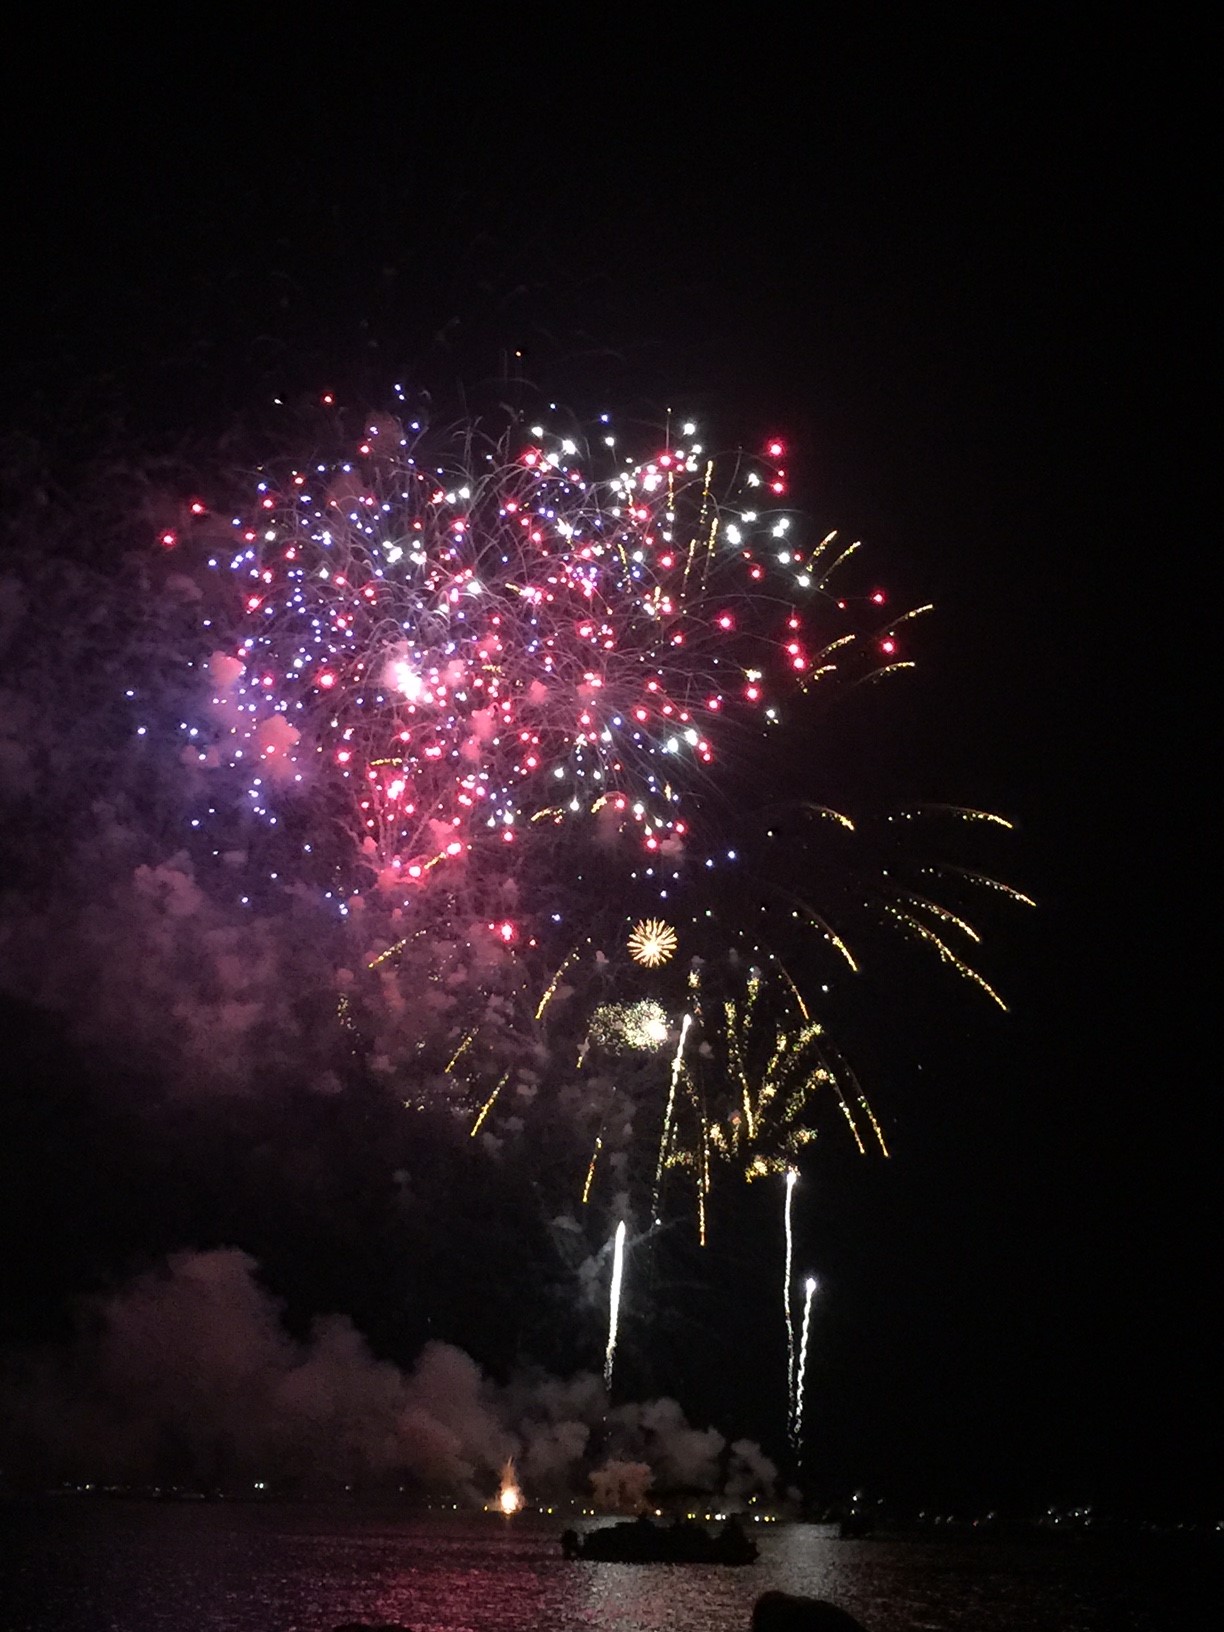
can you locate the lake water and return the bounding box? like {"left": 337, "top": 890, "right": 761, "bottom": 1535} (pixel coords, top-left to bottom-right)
{"left": 0, "top": 1502, "right": 1216, "bottom": 1631}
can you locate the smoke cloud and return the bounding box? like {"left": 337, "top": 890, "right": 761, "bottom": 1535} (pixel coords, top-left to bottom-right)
{"left": 589, "top": 1459, "right": 654, "bottom": 1514}
{"left": 1, "top": 1249, "right": 778, "bottom": 1507}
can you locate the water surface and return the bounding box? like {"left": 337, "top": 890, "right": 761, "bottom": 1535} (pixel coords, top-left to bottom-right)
{"left": 0, "top": 1501, "right": 1214, "bottom": 1631}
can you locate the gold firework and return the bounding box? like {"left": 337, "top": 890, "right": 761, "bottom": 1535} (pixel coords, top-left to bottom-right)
{"left": 627, "top": 918, "right": 678, "bottom": 968}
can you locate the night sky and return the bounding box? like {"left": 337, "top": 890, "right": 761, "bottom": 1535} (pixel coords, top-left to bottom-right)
{"left": 0, "top": 18, "right": 1210, "bottom": 1517}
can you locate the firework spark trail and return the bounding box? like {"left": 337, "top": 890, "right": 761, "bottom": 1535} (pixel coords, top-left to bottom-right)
{"left": 470, "top": 1071, "right": 509, "bottom": 1137}
{"left": 858, "top": 1089, "right": 890, "bottom": 1156}
{"left": 925, "top": 865, "right": 1037, "bottom": 908}
{"left": 581, "top": 1137, "right": 602, "bottom": 1206}
{"left": 911, "top": 802, "right": 1014, "bottom": 828}
{"left": 771, "top": 956, "right": 812, "bottom": 1022}
{"left": 696, "top": 963, "right": 861, "bottom": 1185}
{"left": 445, "top": 1028, "right": 477, "bottom": 1073}
{"left": 783, "top": 1169, "right": 798, "bottom": 1436}
{"left": 884, "top": 905, "right": 1009, "bottom": 1010}
{"left": 652, "top": 1013, "right": 692, "bottom": 1223}
{"left": 604, "top": 1219, "right": 627, "bottom": 1392}
{"left": 697, "top": 1104, "right": 710, "bottom": 1248}
{"left": 535, "top": 950, "right": 578, "bottom": 1020}
{"left": 794, "top": 1275, "right": 817, "bottom": 1446}
{"left": 901, "top": 893, "right": 983, "bottom": 942}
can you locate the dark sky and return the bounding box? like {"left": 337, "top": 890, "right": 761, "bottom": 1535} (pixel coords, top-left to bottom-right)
{"left": 0, "top": 17, "right": 1210, "bottom": 1514}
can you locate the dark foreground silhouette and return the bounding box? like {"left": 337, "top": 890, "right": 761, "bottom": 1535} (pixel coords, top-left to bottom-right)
{"left": 561, "top": 1513, "right": 758, "bottom": 1564}
{"left": 752, "top": 1591, "right": 870, "bottom": 1629}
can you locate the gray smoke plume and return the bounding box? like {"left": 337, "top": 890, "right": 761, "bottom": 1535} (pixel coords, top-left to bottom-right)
{"left": 588, "top": 1459, "right": 654, "bottom": 1514}
{"left": 2, "top": 1249, "right": 779, "bottom": 1508}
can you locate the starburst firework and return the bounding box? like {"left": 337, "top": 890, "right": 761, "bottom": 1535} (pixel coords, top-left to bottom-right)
{"left": 627, "top": 919, "right": 678, "bottom": 968}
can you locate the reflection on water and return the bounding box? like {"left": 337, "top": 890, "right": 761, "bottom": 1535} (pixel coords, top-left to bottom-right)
{"left": 0, "top": 1501, "right": 1214, "bottom": 1632}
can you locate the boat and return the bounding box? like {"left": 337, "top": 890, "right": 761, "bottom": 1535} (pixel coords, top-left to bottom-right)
{"left": 560, "top": 1515, "right": 758, "bottom": 1565}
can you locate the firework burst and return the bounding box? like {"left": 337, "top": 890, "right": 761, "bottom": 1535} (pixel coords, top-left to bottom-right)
{"left": 165, "top": 403, "right": 893, "bottom": 919}
{"left": 138, "top": 394, "right": 1029, "bottom": 1236}
{"left": 627, "top": 919, "right": 678, "bottom": 968}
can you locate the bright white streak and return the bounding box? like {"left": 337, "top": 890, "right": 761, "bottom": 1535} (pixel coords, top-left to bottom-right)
{"left": 794, "top": 1275, "right": 817, "bottom": 1442}
{"left": 604, "top": 1220, "right": 627, "bottom": 1392}
{"left": 784, "top": 1169, "right": 798, "bottom": 1439}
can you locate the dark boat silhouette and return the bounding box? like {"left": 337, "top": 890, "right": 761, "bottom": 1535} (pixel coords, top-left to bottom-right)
{"left": 561, "top": 1515, "right": 758, "bottom": 1565}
